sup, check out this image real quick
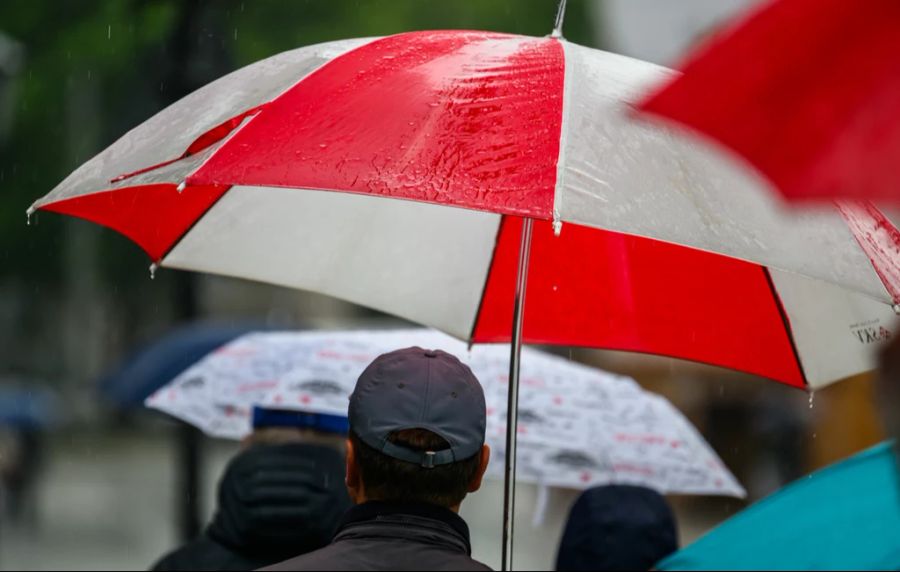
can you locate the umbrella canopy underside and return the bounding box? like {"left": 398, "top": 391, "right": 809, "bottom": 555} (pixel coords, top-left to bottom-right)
{"left": 31, "top": 31, "right": 900, "bottom": 390}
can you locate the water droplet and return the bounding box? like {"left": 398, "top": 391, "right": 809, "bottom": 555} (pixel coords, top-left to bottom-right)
{"left": 26, "top": 206, "right": 34, "bottom": 226}
{"left": 552, "top": 210, "right": 562, "bottom": 236}
{"left": 318, "top": 143, "right": 328, "bottom": 149}
{"left": 149, "top": 263, "right": 158, "bottom": 280}
{"left": 808, "top": 391, "right": 815, "bottom": 409}
{"left": 893, "top": 303, "right": 900, "bottom": 315}
{"left": 107, "top": 25, "right": 111, "bottom": 40}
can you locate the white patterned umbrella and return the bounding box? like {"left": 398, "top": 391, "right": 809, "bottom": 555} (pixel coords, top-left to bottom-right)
{"left": 147, "top": 328, "right": 745, "bottom": 498}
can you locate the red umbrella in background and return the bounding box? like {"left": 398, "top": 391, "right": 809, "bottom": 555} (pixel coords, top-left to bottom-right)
{"left": 637, "top": 0, "right": 900, "bottom": 204}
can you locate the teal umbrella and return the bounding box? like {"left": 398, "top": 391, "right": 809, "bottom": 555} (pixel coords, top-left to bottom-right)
{"left": 660, "top": 442, "right": 900, "bottom": 571}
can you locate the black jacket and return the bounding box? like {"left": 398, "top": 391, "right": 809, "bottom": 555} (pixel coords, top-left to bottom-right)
{"left": 262, "top": 501, "right": 492, "bottom": 571}
{"left": 152, "top": 442, "right": 351, "bottom": 571}
{"left": 555, "top": 485, "right": 678, "bottom": 571}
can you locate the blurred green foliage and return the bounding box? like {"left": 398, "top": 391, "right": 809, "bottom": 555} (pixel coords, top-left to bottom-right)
{"left": 0, "top": 0, "right": 597, "bottom": 287}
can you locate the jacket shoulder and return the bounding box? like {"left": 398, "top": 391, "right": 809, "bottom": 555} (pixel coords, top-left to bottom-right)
{"left": 151, "top": 536, "right": 260, "bottom": 571}
{"left": 259, "top": 542, "right": 493, "bottom": 571}
{"left": 258, "top": 545, "right": 342, "bottom": 571}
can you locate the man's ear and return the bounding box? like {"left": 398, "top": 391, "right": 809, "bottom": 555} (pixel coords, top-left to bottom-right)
{"left": 345, "top": 438, "right": 364, "bottom": 504}
{"left": 467, "top": 444, "right": 491, "bottom": 493}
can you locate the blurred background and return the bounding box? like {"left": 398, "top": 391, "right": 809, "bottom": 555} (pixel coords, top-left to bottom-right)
{"left": 0, "top": 0, "right": 885, "bottom": 569}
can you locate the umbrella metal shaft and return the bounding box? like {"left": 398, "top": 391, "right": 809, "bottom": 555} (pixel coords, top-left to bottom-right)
{"left": 501, "top": 217, "right": 533, "bottom": 571}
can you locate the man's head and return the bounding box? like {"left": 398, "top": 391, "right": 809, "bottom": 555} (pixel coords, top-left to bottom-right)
{"left": 344, "top": 347, "right": 490, "bottom": 511}
{"left": 556, "top": 485, "right": 678, "bottom": 571}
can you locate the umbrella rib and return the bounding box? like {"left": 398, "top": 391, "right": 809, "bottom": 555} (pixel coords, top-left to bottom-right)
{"left": 155, "top": 184, "right": 233, "bottom": 266}
{"left": 762, "top": 267, "right": 809, "bottom": 389}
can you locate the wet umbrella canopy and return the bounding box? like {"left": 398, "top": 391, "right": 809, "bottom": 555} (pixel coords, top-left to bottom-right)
{"left": 28, "top": 21, "right": 900, "bottom": 571}
{"left": 28, "top": 29, "right": 899, "bottom": 390}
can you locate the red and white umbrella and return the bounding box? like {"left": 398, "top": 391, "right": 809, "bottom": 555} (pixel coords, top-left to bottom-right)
{"left": 28, "top": 27, "right": 900, "bottom": 568}
{"left": 29, "top": 30, "right": 899, "bottom": 391}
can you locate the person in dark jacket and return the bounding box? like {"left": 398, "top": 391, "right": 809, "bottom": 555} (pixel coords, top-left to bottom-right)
{"left": 555, "top": 485, "right": 678, "bottom": 571}
{"left": 877, "top": 333, "right": 900, "bottom": 467}
{"left": 264, "top": 347, "right": 492, "bottom": 571}
{"left": 152, "top": 408, "right": 352, "bottom": 571}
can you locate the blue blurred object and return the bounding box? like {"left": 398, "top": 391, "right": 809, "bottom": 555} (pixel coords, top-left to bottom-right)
{"left": 98, "top": 322, "right": 264, "bottom": 408}
{"left": 0, "top": 386, "right": 58, "bottom": 429}
{"left": 660, "top": 442, "right": 900, "bottom": 571}
{"left": 252, "top": 406, "right": 349, "bottom": 435}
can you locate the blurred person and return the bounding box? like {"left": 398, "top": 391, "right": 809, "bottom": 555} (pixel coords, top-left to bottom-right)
{"left": 877, "top": 332, "right": 900, "bottom": 463}
{"left": 264, "top": 347, "right": 492, "bottom": 571}
{"left": 152, "top": 408, "right": 351, "bottom": 571}
{"left": 555, "top": 485, "right": 678, "bottom": 572}
{"left": 0, "top": 427, "right": 44, "bottom": 528}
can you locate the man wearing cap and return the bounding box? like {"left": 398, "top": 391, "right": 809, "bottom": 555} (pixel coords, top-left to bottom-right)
{"left": 152, "top": 408, "right": 351, "bottom": 571}
{"left": 264, "top": 347, "right": 492, "bottom": 571}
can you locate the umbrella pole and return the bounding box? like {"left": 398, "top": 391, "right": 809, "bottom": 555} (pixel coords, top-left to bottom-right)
{"left": 501, "top": 217, "right": 533, "bottom": 572}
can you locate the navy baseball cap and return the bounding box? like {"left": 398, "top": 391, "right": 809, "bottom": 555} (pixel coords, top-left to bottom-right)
{"left": 349, "top": 347, "right": 486, "bottom": 469}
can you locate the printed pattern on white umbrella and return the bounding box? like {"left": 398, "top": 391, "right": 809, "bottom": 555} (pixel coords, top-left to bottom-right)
{"left": 146, "top": 329, "right": 745, "bottom": 498}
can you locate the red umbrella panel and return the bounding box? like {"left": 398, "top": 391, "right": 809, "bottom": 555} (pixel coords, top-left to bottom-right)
{"left": 637, "top": 0, "right": 900, "bottom": 204}
{"left": 32, "top": 30, "right": 900, "bottom": 390}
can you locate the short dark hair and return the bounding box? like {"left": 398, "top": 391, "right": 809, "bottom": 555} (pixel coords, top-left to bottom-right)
{"left": 350, "top": 427, "right": 482, "bottom": 508}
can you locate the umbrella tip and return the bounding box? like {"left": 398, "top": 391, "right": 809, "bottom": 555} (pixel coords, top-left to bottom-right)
{"left": 26, "top": 205, "right": 35, "bottom": 226}
{"left": 550, "top": 0, "right": 568, "bottom": 39}
{"left": 552, "top": 210, "right": 563, "bottom": 236}
{"left": 149, "top": 262, "right": 159, "bottom": 280}
{"left": 177, "top": 181, "right": 187, "bottom": 193}
{"left": 893, "top": 303, "right": 900, "bottom": 315}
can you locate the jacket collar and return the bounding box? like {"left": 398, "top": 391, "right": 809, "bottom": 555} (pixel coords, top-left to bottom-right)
{"left": 337, "top": 501, "right": 473, "bottom": 554}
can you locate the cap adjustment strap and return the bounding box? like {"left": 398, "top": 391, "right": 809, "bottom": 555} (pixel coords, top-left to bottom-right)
{"left": 380, "top": 440, "right": 456, "bottom": 469}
